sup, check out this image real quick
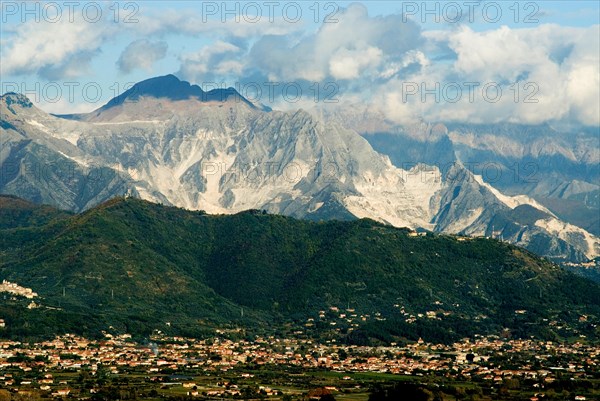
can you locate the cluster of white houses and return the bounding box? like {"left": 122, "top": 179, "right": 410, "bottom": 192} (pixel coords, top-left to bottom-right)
{"left": 0, "top": 333, "right": 597, "bottom": 399}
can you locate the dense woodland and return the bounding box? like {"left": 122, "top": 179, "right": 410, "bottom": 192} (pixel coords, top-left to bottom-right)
{"left": 0, "top": 195, "right": 598, "bottom": 344}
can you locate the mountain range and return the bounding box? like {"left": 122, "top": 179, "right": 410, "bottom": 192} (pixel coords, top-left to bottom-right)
{"left": 1, "top": 75, "right": 598, "bottom": 263}
{"left": 1, "top": 195, "right": 598, "bottom": 343}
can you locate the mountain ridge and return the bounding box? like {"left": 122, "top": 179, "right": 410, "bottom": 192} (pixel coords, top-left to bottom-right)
{"left": 104, "top": 74, "right": 254, "bottom": 107}
{"left": 53, "top": 75, "right": 267, "bottom": 121}
{"left": 1, "top": 195, "right": 598, "bottom": 343}
{"left": 1, "top": 76, "right": 598, "bottom": 263}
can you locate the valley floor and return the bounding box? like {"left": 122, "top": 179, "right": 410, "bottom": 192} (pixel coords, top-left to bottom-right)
{"left": 1, "top": 334, "right": 599, "bottom": 400}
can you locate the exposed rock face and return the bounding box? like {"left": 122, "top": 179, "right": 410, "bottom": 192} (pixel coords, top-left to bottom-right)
{"left": 1, "top": 76, "right": 598, "bottom": 262}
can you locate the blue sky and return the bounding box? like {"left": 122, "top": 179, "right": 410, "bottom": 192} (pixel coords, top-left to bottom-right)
{"left": 1, "top": 1, "right": 599, "bottom": 126}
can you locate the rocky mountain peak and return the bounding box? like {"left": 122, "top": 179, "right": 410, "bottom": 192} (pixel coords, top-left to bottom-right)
{"left": 1, "top": 92, "right": 34, "bottom": 114}
{"left": 103, "top": 74, "right": 252, "bottom": 108}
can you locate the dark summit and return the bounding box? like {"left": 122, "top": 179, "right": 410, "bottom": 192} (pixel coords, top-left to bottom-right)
{"left": 104, "top": 74, "right": 253, "bottom": 107}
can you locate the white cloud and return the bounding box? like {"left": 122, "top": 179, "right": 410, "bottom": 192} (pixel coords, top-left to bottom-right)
{"left": 170, "top": 5, "right": 597, "bottom": 127}
{"left": 177, "top": 41, "right": 244, "bottom": 83}
{"left": 329, "top": 46, "right": 383, "bottom": 80}
{"left": 2, "top": 1, "right": 597, "bottom": 127}
{"left": 563, "top": 26, "right": 600, "bottom": 126}
{"left": 134, "top": 7, "right": 304, "bottom": 38}
{"left": 376, "top": 24, "right": 600, "bottom": 126}
{"left": 567, "top": 63, "right": 600, "bottom": 126}
{"left": 2, "top": 17, "right": 114, "bottom": 79}
{"left": 246, "top": 3, "right": 422, "bottom": 82}
{"left": 117, "top": 39, "right": 168, "bottom": 74}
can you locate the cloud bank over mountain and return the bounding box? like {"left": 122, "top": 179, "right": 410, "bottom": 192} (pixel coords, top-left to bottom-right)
{"left": 1, "top": 2, "right": 599, "bottom": 126}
